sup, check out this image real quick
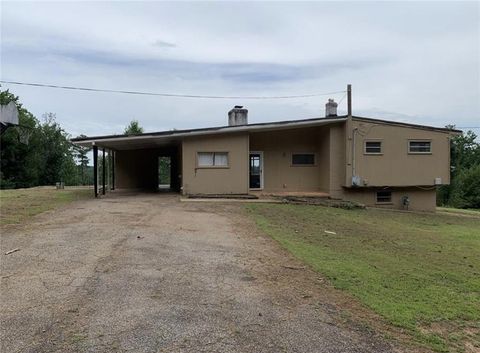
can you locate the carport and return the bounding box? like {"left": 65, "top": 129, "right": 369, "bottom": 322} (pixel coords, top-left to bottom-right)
{"left": 72, "top": 133, "right": 183, "bottom": 197}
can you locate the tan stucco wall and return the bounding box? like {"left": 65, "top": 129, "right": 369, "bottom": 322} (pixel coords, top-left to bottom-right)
{"left": 249, "top": 126, "right": 332, "bottom": 192}
{"left": 182, "top": 133, "right": 249, "bottom": 194}
{"left": 344, "top": 188, "right": 437, "bottom": 212}
{"left": 116, "top": 149, "right": 158, "bottom": 189}
{"left": 328, "top": 124, "right": 346, "bottom": 198}
{"left": 345, "top": 119, "right": 452, "bottom": 187}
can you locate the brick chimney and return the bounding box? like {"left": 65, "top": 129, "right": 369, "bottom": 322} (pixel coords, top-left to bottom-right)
{"left": 228, "top": 106, "right": 248, "bottom": 126}
{"left": 325, "top": 99, "right": 338, "bottom": 117}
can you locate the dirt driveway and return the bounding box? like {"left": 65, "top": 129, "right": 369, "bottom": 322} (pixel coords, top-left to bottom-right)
{"left": 1, "top": 193, "right": 397, "bottom": 353}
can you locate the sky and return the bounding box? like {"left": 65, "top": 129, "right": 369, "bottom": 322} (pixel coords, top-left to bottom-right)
{"left": 1, "top": 1, "right": 479, "bottom": 137}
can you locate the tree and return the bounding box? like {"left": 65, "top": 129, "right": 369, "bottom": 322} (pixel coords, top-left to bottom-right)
{"left": 449, "top": 164, "right": 480, "bottom": 208}
{"left": 1, "top": 88, "right": 80, "bottom": 188}
{"left": 0, "top": 89, "right": 42, "bottom": 188}
{"left": 72, "top": 134, "right": 91, "bottom": 185}
{"left": 124, "top": 120, "right": 144, "bottom": 135}
{"left": 437, "top": 126, "right": 480, "bottom": 208}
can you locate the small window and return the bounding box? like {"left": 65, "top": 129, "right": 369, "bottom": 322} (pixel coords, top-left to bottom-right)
{"left": 197, "top": 152, "right": 229, "bottom": 167}
{"left": 292, "top": 153, "right": 315, "bottom": 166}
{"left": 376, "top": 191, "right": 392, "bottom": 204}
{"left": 409, "top": 141, "right": 431, "bottom": 154}
{"left": 365, "top": 141, "right": 382, "bottom": 154}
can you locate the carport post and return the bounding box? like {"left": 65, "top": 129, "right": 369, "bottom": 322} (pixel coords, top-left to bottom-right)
{"left": 93, "top": 145, "right": 98, "bottom": 197}
{"left": 102, "top": 147, "right": 106, "bottom": 195}
{"left": 111, "top": 150, "right": 115, "bottom": 190}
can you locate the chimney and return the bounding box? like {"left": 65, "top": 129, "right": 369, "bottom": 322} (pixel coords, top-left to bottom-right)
{"left": 228, "top": 106, "right": 248, "bottom": 126}
{"left": 325, "top": 99, "right": 338, "bottom": 117}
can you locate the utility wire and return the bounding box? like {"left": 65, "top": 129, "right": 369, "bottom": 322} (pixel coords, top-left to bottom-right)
{"left": 0, "top": 80, "right": 345, "bottom": 100}
{"left": 337, "top": 92, "right": 347, "bottom": 106}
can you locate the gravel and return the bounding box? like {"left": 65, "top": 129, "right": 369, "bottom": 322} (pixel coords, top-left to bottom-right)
{"left": 1, "top": 193, "right": 397, "bottom": 353}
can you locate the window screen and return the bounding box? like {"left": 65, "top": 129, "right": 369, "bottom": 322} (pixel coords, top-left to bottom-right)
{"left": 376, "top": 191, "right": 392, "bottom": 203}
{"left": 409, "top": 141, "right": 431, "bottom": 153}
{"left": 197, "top": 152, "right": 228, "bottom": 167}
{"left": 292, "top": 153, "right": 315, "bottom": 165}
{"left": 365, "top": 141, "right": 382, "bottom": 154}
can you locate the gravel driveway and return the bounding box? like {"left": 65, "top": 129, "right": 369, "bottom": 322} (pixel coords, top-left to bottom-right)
{"left": 1, "top": 193, "right": 397, "bottom": 353}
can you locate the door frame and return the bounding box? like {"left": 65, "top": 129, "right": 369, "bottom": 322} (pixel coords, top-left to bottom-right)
{"left": 249, "top": 151, "right": 264, "bottom": 190}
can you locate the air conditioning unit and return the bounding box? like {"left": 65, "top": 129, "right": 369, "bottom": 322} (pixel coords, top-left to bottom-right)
{"left": 434, "top": 177, "right": 442, "bottom": 185}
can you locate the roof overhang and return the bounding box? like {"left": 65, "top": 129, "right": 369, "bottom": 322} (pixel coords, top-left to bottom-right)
{"left": 71, "top": 117, "right": 347, "bottom": 150}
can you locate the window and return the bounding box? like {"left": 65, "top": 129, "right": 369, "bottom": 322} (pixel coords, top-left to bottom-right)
{"left": 197, "top": 152, "right": 228, "bottom": 167}
{"left": 409, "top": 140, "right": 431, "bottom": 154}
{"left": 376, "top": 191, "right": 392, "bottom": 204}
{"left": 292, "top": 153, "right": 315, "bottom": 166}
{"left": 365, "top": 141, "right": 382, "bottom": 154}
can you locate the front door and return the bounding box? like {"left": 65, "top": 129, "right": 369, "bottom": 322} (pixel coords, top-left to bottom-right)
{"left": 249, "top": 152, "right": 263, "bottom": 189}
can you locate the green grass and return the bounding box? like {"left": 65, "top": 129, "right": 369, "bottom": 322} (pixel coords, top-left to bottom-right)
{"left": 246, "top": 203, "right": 480, "bottom": 352}
{"left": 0, "top": 187, "right": 92, "bottom": 225}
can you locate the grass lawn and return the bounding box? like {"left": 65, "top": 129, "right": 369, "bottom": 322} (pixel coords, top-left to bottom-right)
{"left": 0, "top": 187, "right": 92, "bottom": 226}
{"left": 247, "top": 203, "right": 480, "bottom": 352}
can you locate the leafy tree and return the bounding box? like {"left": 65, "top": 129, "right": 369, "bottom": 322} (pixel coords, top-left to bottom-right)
{"left": 449, "top": 164, "right": 480, "bottom": 208}
{"left": 438, "top": 126, "right": 480, "bottom": 208}
{"left": 0, "top": 89, "right": 42, "bottom": 188}
{"left": 158, "top": 157, "right": 171, "bottom": 185}
{"left": 72, "top": 134, "right": 91, "bottom": 185}
{"left": 37, "top": 113, "right": 76, "bottom": 185}
{"left": 0, "top": 89, "right": 81, "bottom": 188}
{"left": 124, "top": 120, "right": 144, "bottom": 135}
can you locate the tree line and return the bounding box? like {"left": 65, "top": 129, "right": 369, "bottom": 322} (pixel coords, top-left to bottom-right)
{"left": 437, "top": 128, "right": 480, "bottom": 209}
{"left": 0, "top": 90, "right": 93, "bottom": 188}
{"left": 0, "top": 89, "right": 148, "bottom": 190}
{"left": 1, "top": 88, "right": 479, "bottom": 208}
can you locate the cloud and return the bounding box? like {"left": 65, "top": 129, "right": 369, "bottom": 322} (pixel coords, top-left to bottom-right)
{"left": 0, "top": 1, "right": 478, "bottom": 138}
{"left": 152, "top": 40, "right": 176, "bottom": 49}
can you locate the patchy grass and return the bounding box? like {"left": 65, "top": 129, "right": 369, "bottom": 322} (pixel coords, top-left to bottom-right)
{"left": 0, "top": 187, "right": 92, "bottom": 225}
{"left": 437, "top": 207, "right": 480, "bottom": 217}
{"left": 246, "top": 203, "right": 480, "bottom": 352}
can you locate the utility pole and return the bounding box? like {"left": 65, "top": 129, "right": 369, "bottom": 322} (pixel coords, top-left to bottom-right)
{"left": 347, "top": 84, "right": 352, "bottom": 117}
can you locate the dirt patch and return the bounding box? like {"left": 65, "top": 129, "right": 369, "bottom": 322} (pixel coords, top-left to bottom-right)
{"left": 1, "top": 193, "right": 405, "bottom": 353}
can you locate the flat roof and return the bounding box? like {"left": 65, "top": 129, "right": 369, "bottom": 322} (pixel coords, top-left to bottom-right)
{"left": 71, "top": 115, "right": 461, "bottom": 150}
{"left": 71, "top": 116, "right": 347, "bottom": 150}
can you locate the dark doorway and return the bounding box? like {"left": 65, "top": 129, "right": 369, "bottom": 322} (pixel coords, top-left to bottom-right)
{"left": 249, "top": 152, "right": 263, "bottom": 189}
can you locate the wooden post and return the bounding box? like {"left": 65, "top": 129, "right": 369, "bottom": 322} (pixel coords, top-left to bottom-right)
{"left": 347, "top": 84, "right": 352, "bottom": 117}
{"left": 93, "top": 145, "right": 98, "bottom": 197}
{"left": 102, "top": 148, "right": 106, "bottom": 195}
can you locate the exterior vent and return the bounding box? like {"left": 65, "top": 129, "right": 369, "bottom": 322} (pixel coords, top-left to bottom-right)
{"left": 228, "top": 106, "right": 248, "bottom": 126}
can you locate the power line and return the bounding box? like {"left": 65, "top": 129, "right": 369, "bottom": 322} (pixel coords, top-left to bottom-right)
{"left": 0, "top": 80, "right": 345, "bottom": 100}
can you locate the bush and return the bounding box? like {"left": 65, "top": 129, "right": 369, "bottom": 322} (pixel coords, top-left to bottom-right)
{"left": 449, "top": 164, "right": 480, "bottom": 209}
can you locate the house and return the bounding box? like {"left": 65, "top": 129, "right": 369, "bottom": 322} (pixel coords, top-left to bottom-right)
{"left": 71, "top": 100, "right": 461, "bottom": 212}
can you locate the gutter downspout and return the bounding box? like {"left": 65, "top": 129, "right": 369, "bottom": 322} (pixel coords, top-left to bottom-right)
{"left": 352, "top": 127, "right": 358, "bottom": 180}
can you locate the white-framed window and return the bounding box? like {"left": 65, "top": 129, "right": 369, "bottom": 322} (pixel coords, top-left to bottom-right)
{"left": 408, "top": 140, "right": 431, "bottom": 154}
{"left": 197, "top": 152, "right": 229, "bottom": 167}
{"left": 364, "top": 140, "right": 382, "bottom": 154}
{"left": 376, "top": 191, "right": 392, "bottom": 204}
{"left": 292, "top": 153, "right": 315, "bottom": 166}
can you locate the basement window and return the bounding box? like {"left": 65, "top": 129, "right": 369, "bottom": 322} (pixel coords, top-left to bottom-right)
{"left": 365, "top": 141, "right": 382, "bottom": 154}
{"left": 376, "top": 191, "right": 392, "bottom": 204}
{"left": 197, "top": 152, "right": 229, "bottom": 167}
{"left": 292, "top": 153, "right": 315, "bottom": 166}
{"left": 409, "top": 140, "right": 431, "bottom": 154}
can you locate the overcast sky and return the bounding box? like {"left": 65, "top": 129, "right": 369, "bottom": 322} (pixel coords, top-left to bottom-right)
{"left": 1, "top": 1, "right": 479, "bottom": 137}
